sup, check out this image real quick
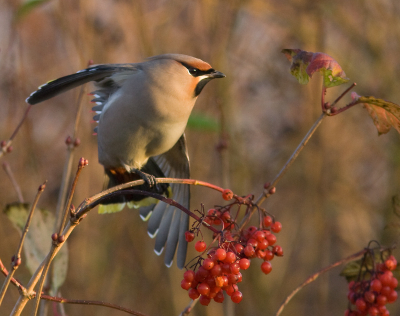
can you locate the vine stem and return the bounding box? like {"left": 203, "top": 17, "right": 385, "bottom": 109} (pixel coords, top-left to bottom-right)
{"left": 274, "top": 249, "right": 367, "bottom": 316}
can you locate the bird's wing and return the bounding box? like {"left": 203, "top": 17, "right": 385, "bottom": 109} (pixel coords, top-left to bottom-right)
{"left": 26, "top": 64, "right": 139, "bottom": 105}
{"left": 143, "top": 134, "right": 191, "bottom": 269}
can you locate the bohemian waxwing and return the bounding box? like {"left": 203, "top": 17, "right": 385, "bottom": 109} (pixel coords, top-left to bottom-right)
{"left": 26, "top": 54, "right": 225, "bottom": 269}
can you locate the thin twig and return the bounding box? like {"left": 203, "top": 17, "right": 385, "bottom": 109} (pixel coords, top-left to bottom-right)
{"left": 0, "top": 104, "right": 33, "bottom": 159}
{"left": 40, "top": 295, "right": 151, "bottom": 316}
{"left": 274, "top": 249, "right": 367, "bottom": 316}
{"left": 255, "top": 112, "right": 326, "bottom": 207}
{"left": 0, "top": 182, "right": 46, "bottom": 306}
{"left": 330, "top": 83, "right": 357, "bottom": 108}
{"left": 179, "top": 299, "right": 198, "bottom": 316}
{"left": 30, "top": 160, "right": 86, "bottom": 316}
{"left": 54, "top": 81, "right": 88, "bottom": 231}
{"left": 2, "top": 162, "right": 24, "bottom": 203}
{"left": 1, "top": 259, "right": 150, "bottom": 316}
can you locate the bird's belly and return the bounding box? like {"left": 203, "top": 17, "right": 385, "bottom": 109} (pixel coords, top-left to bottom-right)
{"left": 97, "top": 120, "right": 185, "bottom": 170}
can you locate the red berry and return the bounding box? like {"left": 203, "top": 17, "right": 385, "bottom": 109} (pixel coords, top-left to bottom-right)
{"left": 239, "top": 258, "right": 250, "bottom": 270}
{"left": 247, "top": 238, "right": 258, "bottom": 249}
{"left": 258, "top": 239, "right": 269, "bottom": 250}
{"left": 214, "top": 291, "right": 224, "bottom": 303}
{"left": 263, "top": 216, "right": 273, "bottom": 227}
{"left": 376, "top": 294, "right": 387, "bottom": 306}
{"left": 364, "top": 290, "right": 375, "bottom": 303}
{"left": 381, "top": 286, "right": 392, "bottom": 297}
{"left": 199, "top": 295, "right": 211, "bottom": 306}
{"left": 184, "top": 270, "right": 195, "bottom": 282}
{"left": 195, "top": 241, "right": 207, "bottom": 252}
{"left": 181, "top": 279, "right": 192, "bottom": 290}
{"left": 256, "top": 249, "right": 266, "bottom": 259}
{"left": 389, "top": 276, "right": 398, "bottom": 289}
{"left": 210, "top": 264, "right": 222, "bottom": 276}
{"left": 234, "top": 243, "right": 244, "bottom": 253}
{"left": 224, "top": 284, "right": 238, "bottom": 296}
{"left": 355, "top": 298, "right": 366, "bottom": 311}
{"left": 271, "top": 221, "right": 282, "bottom": 233}
{"left": 224, "top": 251, "right": 236, "bottom": 264}
{"left": 261, "top": 261, "right": 272, "bottom": 274}
{"left": 222, "top": 212, "right": 231, "bottom": 222}
{"left": 197, "top": 282, "right": 210, "bottom": 296}
{"left": 387, "top": 289, "right": 398, "bottom": 303}
{"left": 222, "top": 189, "right": 233, "bottom": 201}
{"left": 184, "top": 231, "right": 195, "bottom": 242}
{"left": 264, "top": 250, "right": 274, "bottom": 261}
{"left": 244, "top": 245, "right": 255, "bottom": 258}
{"left": 273, "top": 245, "right": 284, "bottom": 256}
{"left": 188, "top": 288, "right": 200, "bottom": 299}
{"left": 203, "top": 258, "right": 215, "bottom": 270}
{"left": 231, "top": 291, "right": 243, "bottom": 303}
{"left": 266, "top": 233, "right": 277, "bottom": 245}
{"left": 215, "top": 248, "right": 227, "bottom": 261}
{"left": 370, "top": 279, "right": 382, "bottom": 293}
{"left": 367, "top": 306, "right": 379, "bottom": 316}
{"left": 379, "top": 271, "right": 393, "bottom": 286}
{"left": 230, "top": 262, "right": 240, "bottom": 274}
{"left": 254, "top": 230, "right": 266, "bottom": 242}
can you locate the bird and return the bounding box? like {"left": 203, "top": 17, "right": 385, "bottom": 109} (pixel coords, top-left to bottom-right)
{"left": 26, "top": 54, "right": 225, "bottom": 269}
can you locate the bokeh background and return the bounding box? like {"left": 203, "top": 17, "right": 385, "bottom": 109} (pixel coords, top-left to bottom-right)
{"left": 1, "top": 0, "right": 400, "bottom": 315}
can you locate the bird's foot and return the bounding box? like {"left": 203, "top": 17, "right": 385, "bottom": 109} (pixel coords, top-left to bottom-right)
{"left": 132, "top": 169, "right": 163, "bottom": 193}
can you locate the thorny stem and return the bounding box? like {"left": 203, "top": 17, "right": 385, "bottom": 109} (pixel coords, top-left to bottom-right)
{"left": 275, "top": 249, "right": 367, "bottom": 316}
{"left": 2, "top": 162, "right": 24, "bottom": 203}
{"left": 0, "top": 182, "right": 46, "bottom": 307}
{"left": 0, "top": 104, "right": 33, "bottom": 159}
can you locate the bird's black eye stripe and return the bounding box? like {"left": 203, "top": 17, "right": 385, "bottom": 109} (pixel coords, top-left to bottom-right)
{"left": 181, "top": 63, "right": 215, "bottom": 77}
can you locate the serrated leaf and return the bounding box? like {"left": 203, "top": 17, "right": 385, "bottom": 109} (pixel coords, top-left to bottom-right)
{"left": 4, "top": 202, "right": 68, "bottom": 294}
{"left": 187, "top": 113, "right": 219, "bottom": 132}
{"left": 354, "top": 94, "right": 400, "bottom": 135}
{"left": 17, "top": 0, "right": 51, "bottom": 19}
{"left": 282, "top": 49, "right": 349, "bottom": 88}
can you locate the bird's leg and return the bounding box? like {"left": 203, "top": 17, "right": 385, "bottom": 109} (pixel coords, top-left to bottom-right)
{"left": 130, "top": 168, "right": 162, "bottom": 192}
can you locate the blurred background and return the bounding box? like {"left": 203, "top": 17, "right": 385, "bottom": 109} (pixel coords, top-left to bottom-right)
{"left": 1, "top": 0, "right": 400, "bottom": 315}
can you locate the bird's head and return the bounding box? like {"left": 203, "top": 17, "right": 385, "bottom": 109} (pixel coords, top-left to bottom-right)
{"left": 145, "top": 54, "right": 225, "bottom": 98}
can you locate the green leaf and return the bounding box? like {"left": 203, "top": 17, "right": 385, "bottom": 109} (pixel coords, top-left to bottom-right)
{"left": 4, "top": 202, "right": 68, "bottom": 294}
{"left": 282, "top": 49, "right": 349, "bottom": 88}
{"left": 17, "top": 0, "right": 51, "bottom": 19}
{"left": 187, "top": 113, "right": 219, "bottom": 132}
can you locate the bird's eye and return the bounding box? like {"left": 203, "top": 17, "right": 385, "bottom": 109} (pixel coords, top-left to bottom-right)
{"left": 188, "top": 68, "right": 198, "bottom": 76}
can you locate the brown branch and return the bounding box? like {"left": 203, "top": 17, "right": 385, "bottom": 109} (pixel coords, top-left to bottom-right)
{"left": 274, "top": 249, "right": 367, "bottom": 316}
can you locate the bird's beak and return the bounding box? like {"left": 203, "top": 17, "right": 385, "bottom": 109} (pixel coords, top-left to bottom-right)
{"left": 209, "top": 70, "right": 226, "bottom": 79}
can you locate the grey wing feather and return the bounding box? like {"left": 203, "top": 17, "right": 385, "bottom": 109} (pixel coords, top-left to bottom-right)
{"left": 150, "top": 134, "right": 190, "bottom": 269}
{"left": 26, "top": 64, "right": 138, "bottom": 105}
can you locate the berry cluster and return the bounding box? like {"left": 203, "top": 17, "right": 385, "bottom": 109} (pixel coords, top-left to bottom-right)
{"left": 345, "top": 255, "right": 398, "bottom": 316}
{"left": 181, "top": 196, "right": 283, "bottom": 306}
